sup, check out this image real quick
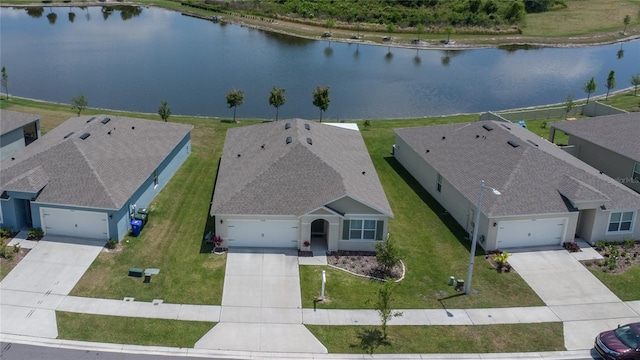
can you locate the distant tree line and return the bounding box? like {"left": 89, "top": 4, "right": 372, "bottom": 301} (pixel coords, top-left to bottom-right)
{"left": 213, "top": 0, "right": 571, "bottom": 28}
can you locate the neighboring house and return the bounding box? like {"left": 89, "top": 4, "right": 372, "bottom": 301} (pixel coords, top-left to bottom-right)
{"left": 0, "top": 114, "right": 193, "bottom": 241}
{"left": 0, "top": 109, "right": 41, "bottom": 161}
{"left": 210, "top": 119, "right": 393, "bottom": 251}
{"left": 550, "top": 113, "right": 640, "bottom": 193}
{"left": 394, "top": 120, "right": 640, "bottom": 250}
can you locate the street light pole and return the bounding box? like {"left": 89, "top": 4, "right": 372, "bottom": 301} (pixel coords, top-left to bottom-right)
{"left": 465, "top": 180, "right": 500, "bottom": 295}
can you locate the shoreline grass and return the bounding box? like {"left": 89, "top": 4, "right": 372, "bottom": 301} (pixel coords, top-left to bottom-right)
{"left": 0, "top": 0, "right": 639, "bottom": 48}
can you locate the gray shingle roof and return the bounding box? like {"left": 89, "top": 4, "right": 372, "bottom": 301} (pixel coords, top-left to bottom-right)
{"left": 0, "top": 110, "right": 40, "bottom": 136}
{"left": 0, "top": 115, "right": 193, "bottom": 210}
{"left": 551, "top": 113, "right": 640, "bottom": 162}
{"left": 395, "top": 120, "right": 640, "bottom": 217}
{"left": 210, "top": 120, "right": 392, "bottom": 217}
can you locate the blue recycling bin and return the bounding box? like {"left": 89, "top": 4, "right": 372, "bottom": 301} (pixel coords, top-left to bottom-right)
{"left": 131, "top": 219, "right": 143, "bottom": 237}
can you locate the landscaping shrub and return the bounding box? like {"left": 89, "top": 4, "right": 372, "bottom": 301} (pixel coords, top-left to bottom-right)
{"left": 27, "top": 227, "right": 44, "bottom": 240}
{"left": 0, "top": 227, "right": 12, "bottom": 239}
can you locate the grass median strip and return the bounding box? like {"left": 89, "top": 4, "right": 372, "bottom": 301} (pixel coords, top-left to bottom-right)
{"left": 306, "top": 323, "right": 565, "bottom": 354}
{"left": 56, "top": 312, "right": 215, "bottom": 348}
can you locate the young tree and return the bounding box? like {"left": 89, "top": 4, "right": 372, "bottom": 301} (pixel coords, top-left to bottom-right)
{"left": 312, "top": 85, "right": 330, "bottom": 122}
{"left": 605, "top": 70, "right": 616, "bottom": 100}
{"left": 374, "top": 281, "right": 402, "bottom": 339}
{"left": 630, "top": 73, "right": 640, "bottom": 96}
{"left": 268, "top": 86, "right": 286, "bottom": 121}
{"left": 71, "top": 94, "right": 88, "bottom": 115}
{"left": 582, "top": 77, "right": 597, "bottom": 104}
{"left": 444, "top": 25, "right": 454, "bottom": 43}
{"left": 158, "top": 100, "right": 172, "bottom": 122}
{"left": 375, "top": 235, "right": 400, "bottom": 273}
{"left": 226, "top": 89, "right": 244, "bottom": 123}
{"left": 1, "top": 67, "right": 8, "bottom": 100}
{"left": 623, "top": 14, "right": 631, "bottom": 33}
{"left": 416, "top": 23, "right": 424, "bottom": 41}
{"left": 564, "top": 94, "right": 575, "bottom": 119}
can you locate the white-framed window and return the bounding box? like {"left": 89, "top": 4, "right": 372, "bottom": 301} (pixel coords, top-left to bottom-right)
{"left": 153, "top": 169, "right": 159, "bottom": 188}
{"left": 633, "top": 163, "right": 640, "bottom": 182}
{"left": 607, "top": 211, "right": 635, "bottom": 233}
{"left": 436, "top": 173, "right": 442, "bottom": 192}
{"left": 343, "top": 219, "right": 384, "bottom": 240}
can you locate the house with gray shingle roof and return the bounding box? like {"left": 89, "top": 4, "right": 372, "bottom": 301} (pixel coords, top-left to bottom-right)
{"left": 0, "top": 114, "right": 193, "bottom": 241}
{"left": 550, "top": 113, "right": 640, "bottom": 193}
{"left": 0, "top": 109, "right": 41, "bottom": 161}
{"left": 394, "top": 120, "right": 640, "bottom": 250}
{"left": 210, "top": 119, "right": 392, "bottom": 251}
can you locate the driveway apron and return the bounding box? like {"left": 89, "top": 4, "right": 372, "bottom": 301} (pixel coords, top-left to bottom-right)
{"left": 0, "top": 236, "right": 104, "bottom": 338}
{"left": 509, "top": 249, "right": 640, "bottom": 350}
{"left": 195, "top": 248, "right": 327, "bottom": 353}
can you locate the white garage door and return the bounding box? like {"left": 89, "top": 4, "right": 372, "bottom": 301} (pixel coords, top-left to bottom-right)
{"left": 227, "top": 219, "right": 298, "bottom": 248}
{"left": 496, "top": 218, "right": 566, "bottom": 248}
{"left": 40, "top": 207, "right": 109, "bottom": 240}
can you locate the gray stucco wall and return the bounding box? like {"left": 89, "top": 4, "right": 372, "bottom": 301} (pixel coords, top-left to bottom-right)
{"left": 567, "top": 136, "right": 640, "bottom": 193}
{"left": 0, "top": 128, "right": 26, "bottom": 161}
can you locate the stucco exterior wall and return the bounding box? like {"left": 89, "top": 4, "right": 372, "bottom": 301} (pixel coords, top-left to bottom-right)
{"left": 0, "top": 128, "right": 26, "bottom": 161}
{"left": 568, "top": 136, "right": 640, "bottom": 193}
{"left": 588, "top": 209, "right": 640, "bottom": 244}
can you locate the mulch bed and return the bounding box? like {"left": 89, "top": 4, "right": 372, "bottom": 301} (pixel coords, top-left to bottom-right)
{"left": 1, "top": 237, "right": 31, "bottom": 273}
{"left": 326, "top": 251, "right": 403, "bottom": 280}
{"left": 583, "top": 241, "right": 640, "bottom": 273}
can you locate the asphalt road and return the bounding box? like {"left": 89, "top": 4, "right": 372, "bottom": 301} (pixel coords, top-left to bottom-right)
{"left": 0, "top": 342, "right": 227, "bottom": 360}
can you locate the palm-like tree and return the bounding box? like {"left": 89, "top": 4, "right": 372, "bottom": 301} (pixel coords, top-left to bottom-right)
{"left": 226, "top": 89, "right": 244, "bottom": 123}
{"left": 268, "top": 87, "right": 286, "bottom": 121}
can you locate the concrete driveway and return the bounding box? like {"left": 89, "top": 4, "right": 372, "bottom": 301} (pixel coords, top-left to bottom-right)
{"left": 509, "top": 249, "right": 640, "bottom": 350}
{"left": 195, "top": 248, "right": 326, "bottom": 353}
{"left": 0, "top": 236, "right": 104, "bottom": 338}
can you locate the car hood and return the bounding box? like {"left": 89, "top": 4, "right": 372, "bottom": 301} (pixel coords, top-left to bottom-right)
{"left": 600, "top": 330, "right": 632, "bottom": 353}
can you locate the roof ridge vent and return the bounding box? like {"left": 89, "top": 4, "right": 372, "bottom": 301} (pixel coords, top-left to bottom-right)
{"left": 526, "top": 139, "right": 539, "bottom": 147}
{"left": 79, "top": 133, "right": 91, "bottom": 140}
{"left": 64, "top": 132, "right": 75, "bottom": 139}
{"left": 86, "top": 117, "right": 96, "bottom": 123}
{"left": 500, "top": 123, "right": 511, "bottom": 130}
{"left": 507, "top": 140, "right": 520, "bottom": 148}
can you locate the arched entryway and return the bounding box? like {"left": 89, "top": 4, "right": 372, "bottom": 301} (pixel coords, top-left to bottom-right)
{"left": 310, "top": 219, "right": 329, "bottom": 251}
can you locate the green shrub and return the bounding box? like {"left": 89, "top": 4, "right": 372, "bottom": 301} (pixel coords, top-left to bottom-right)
{"left": 106, "top": 239, "right": 118, "bottom": 249}
{"left": 0, "top": 227, "right": 12, "bottom": 239}
{"left": 27, "top": 227, "right": 44, "bottom": 240}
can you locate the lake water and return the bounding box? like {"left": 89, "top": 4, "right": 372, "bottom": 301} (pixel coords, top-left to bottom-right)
{"left": 1, "top": 6, "right": 639, "bottom": 119}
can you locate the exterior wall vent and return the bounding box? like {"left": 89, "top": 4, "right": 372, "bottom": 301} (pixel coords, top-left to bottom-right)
{"left": 507, "top": 140, "right": 520, "bottom": 148}
{"left": 79, "top": 133, "right": 91, "bottom": 140}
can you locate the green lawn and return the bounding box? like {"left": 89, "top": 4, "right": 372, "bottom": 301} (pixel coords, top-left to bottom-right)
{"left": 69, "top": 116, "right": 250, "bottom": 304}
{"left": 306, "top": 323, "right": 564, "bottom": 354}
{"left": 56, "top": 312, "right": 215, "bottom": 347}
{"left": 590, "top": 265, "right": 640, "bottom": 301}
